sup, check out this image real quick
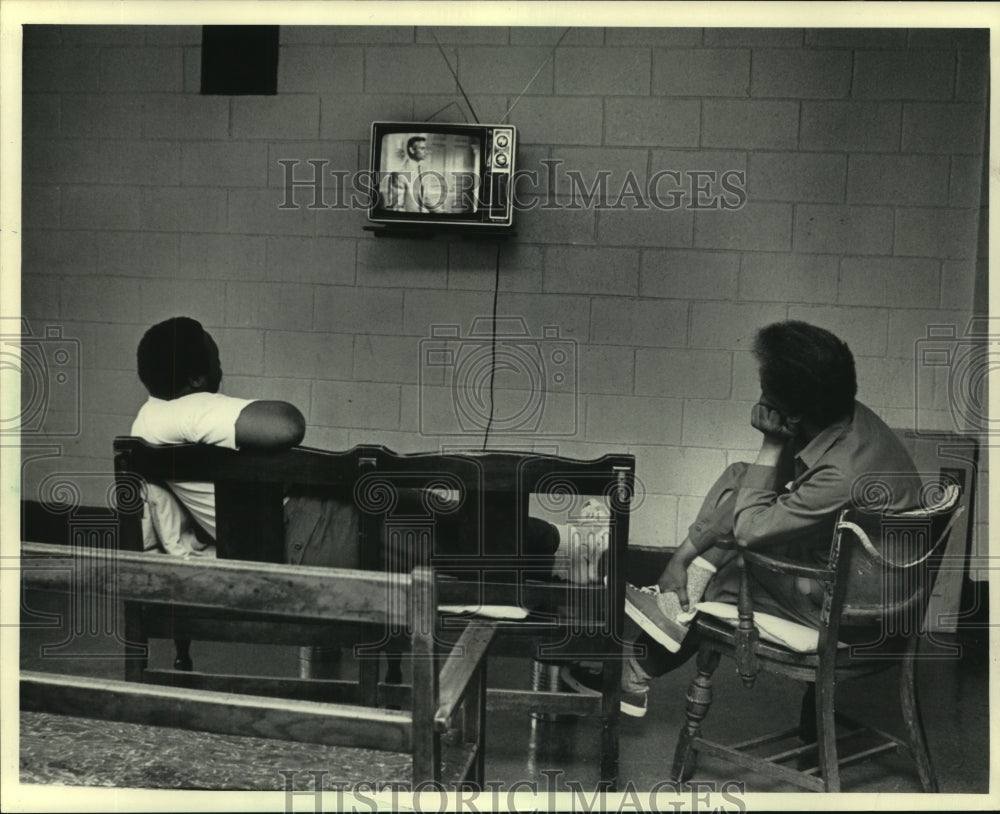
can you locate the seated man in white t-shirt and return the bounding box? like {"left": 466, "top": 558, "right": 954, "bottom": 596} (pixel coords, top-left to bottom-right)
{"left": 132, "top": 317, "right": 606, "bottom": 580}
{"left": 132, "top": 317, "right": 370, "bottom": 568}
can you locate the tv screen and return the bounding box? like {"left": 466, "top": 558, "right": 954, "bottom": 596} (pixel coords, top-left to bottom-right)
{"left": 377, "top": 131, "right": 480, "bottom": 215}
{"left": 369, "top": 122, "right": 516, "bottom": 229}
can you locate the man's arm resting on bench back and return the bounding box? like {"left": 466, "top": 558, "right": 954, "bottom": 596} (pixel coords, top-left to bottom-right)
{"left": 235, "top": 401, "right": 306, "bottom": 450}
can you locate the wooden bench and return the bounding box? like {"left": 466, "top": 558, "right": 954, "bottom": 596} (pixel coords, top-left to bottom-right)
{"left": 113, "top": 438, "right": 636, "bottom": 787}
{"left": 20, "top": 541, "right": 494, "bottom": 787}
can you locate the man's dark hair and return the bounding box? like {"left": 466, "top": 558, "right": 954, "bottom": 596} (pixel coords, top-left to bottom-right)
{"left": 753, "top": 320, "right": 857, "bottom": 427}
{"left": 136, "top": 316, "right": 212, "bottom": 400}
{"left": 406, "top": 135, "right": 426, "bottom": 156}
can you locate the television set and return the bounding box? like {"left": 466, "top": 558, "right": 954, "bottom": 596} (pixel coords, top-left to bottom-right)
{"left": 367, "top": 122, "right": 517, "bottom": 230}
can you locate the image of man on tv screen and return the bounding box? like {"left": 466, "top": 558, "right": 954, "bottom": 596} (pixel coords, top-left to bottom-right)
{"left": 382, "top": 134, "right": 446, "bottom": 214}
{"left": 380, "top": 133, "right": 474, "bottom": 214}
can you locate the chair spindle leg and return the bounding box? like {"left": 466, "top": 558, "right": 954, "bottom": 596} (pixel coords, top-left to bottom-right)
{"left": 671, "top": 647, "right": 721, "bottom": 782}
{"left": 815, "top": 664, "right": 840, "bottom": 792}
{"left": 900, "top": 639, "right": 939, "bottom": 792}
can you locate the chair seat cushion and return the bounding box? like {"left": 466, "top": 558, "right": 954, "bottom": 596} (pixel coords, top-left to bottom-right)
{"left": 683, "top": 601, "right": 847, "bottom": 653}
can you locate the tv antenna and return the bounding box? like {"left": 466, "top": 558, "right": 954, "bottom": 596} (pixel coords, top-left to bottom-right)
{"left": 501, "top": 27, "right": 572, "bottom": 124}
{"left": 430, "top": 30, "right": 480, "bottom": 124}
{"left": 423, "top": 100, "right": 468, "bottom": 123}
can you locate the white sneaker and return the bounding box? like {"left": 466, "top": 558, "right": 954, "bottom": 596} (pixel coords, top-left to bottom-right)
{"left": 625, "top": 583, "right": 691, "bottom": 653}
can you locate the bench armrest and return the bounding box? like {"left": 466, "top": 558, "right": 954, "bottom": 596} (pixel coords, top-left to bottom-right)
{"left": 434, "top": 620, "right": 496, "bottom": 731}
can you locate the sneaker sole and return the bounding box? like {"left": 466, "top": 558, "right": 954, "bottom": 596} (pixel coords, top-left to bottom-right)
{"left": 625, "top": 595, "right": 686, "bottom": 653}
{"left": 559, "top": 667, "right": 647, "bottom": 719}
{"left": 619, "top": 696, "right": 648, "bottom": 718}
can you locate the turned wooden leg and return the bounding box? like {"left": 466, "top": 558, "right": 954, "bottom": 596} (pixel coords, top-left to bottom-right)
{"left": 900, "top": 639, "right": 939, "bottom": 792}
{"left": 173, "top": 639, "right": 192, "bottom": 671}
{"left": 671, "top": 646, "right": 721, "bottom": 782}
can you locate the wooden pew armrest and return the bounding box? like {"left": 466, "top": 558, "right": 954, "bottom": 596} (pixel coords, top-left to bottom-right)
{"left": 434, "top": 620, "right": 496, "bottom": 732}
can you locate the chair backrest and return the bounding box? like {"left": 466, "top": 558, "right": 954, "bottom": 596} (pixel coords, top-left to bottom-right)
{"left": 354, "top": 446, "right": 635, "bottom": 575}
{"left": 831, "top": 482, "right": 964, "bottom": 631}
{"left": 114, "top": 438, "right": 636, "bottom": 596}
{"left": 113, "top": 438, "right": 382, "bottom": 564}
{"left": 353, "top": 446, "right": 636, "bottom": 659}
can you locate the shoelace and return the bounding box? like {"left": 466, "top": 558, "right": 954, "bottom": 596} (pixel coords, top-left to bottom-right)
{"left": 629, "top": 583, "right": 662, "bottom": 596}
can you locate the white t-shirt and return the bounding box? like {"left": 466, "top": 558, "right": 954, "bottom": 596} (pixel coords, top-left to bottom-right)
{"left": 131, "top": 392, "right": 255, "bottom": 539}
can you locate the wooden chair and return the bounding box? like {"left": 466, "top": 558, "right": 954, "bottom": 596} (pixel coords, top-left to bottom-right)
{"left": 347, "top": 446, "right": 637, "bottom": 787}
{"left": 671, "top": 479, "right": 963, "bottom": 792}
{"left": 20, "top": 541, "right": 494, "bottom": 787}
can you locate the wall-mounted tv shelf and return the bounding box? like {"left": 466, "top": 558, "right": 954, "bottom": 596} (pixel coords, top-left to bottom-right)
{"left": 363, "top": 225, "right": 516, "bottom": 241}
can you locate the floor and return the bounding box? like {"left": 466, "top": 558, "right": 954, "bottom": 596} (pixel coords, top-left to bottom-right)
{"left": 488, "top": 632, "right": 992, "bottom": 797}
{"left": 14, "top": 587, "right": 991, "bottom": 804}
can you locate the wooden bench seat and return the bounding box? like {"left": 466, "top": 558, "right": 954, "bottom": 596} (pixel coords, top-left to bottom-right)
{"left": 20, "top": 542, "right": 494, "bottom": 788}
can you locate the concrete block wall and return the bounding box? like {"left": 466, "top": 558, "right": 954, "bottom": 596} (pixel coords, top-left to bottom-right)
{"left": 19, "top": 25, "right": 988, "bottom": 550}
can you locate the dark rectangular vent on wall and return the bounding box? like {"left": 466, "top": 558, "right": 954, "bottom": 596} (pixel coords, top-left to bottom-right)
{"left": 200, "top": 25, "right": 279, "bottom": 95}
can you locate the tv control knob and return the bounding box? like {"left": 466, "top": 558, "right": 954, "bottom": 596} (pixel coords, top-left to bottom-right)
{"left": 495, "top": 152, "right": 508, "bottom": 167}
{"left": 495, "top": 133, "right": 509, "bottom": 148}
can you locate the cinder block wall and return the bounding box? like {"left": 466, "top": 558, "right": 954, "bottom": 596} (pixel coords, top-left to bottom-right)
{"left": 20, "top": 25, "right": 988, "bottom": 549}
